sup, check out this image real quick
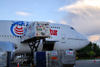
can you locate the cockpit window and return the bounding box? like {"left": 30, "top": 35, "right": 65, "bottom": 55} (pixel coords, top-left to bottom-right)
{"left": 71, "top": 27, "right": 75, "bottom": 30}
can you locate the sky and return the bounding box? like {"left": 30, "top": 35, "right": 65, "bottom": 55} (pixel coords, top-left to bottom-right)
{"left": 0, "top": 0, "right": 100, "bottom": 45}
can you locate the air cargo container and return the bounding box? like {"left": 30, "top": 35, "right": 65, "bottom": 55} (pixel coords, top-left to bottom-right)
{"left": 34, "top": 50, "right": 76, "bottom": 67}
{"left": 21, "top": 21, "right": 50, "bottom": 43}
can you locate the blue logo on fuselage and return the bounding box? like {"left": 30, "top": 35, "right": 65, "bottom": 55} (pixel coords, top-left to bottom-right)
{"left": 10, "top": 21, "right": 29, "bottom": 37}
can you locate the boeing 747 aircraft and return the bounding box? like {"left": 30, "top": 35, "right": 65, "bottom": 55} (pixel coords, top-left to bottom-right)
{"left": 0, "top": 20, "right": 89, "bottom": 58}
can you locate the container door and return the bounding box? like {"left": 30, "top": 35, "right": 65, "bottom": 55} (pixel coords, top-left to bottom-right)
{"left": 36, "top": 52, "right": 46, "bottom": 67}
{"left": 61, "top": 34, "right": 66, "bottom": 43}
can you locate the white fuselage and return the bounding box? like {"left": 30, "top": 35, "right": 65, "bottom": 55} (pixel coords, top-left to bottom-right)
{"left": 0, "top": 20, "right": 89, "bottom": 55}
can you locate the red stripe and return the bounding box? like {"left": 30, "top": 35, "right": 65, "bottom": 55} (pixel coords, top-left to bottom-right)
{"left": 14, "top": 28, "right": 23, "bottom": 32}
{"left": 15, "top": 26, "right": 23, "bottom": 30}
{"left": 15, "top": 32, "right": 23, "bottom": 35}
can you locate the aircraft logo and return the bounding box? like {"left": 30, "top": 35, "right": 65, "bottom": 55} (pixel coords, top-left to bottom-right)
{"left": 10, "top": 21, "right": 29, "bottom": 37}
{"left": 50, "top": 29, "right": 57, "bottom": 36}
{"left": 14, "top": 26, "right": 23, "bottom": 35}
{"left": 10, "top": 21, "right": 58, "bottom": 37}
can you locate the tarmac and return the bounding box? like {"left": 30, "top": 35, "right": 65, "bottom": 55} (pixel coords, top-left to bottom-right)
{"left": 75, "top": 59, "right": 100, "bottom": 67}
{"left": 10, "top": 59, "right": 100, "bottom": 67}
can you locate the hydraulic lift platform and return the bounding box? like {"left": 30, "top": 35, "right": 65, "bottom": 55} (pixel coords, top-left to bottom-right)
{"left": 20, "top": 21, "right": 51, "bottom": 66}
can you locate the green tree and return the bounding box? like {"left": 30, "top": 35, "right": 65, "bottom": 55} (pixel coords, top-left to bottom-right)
{"left": 92, "top": 43, "right": 100, "bottom": 57}
{"left": 76, "top": 42, "right": 100, "bottom": 58}
{"left": 76, "top": 52, "right": 79, "bottom": 56}
{"left": 77, "top": 42, "right": 93, "bottom": 57}
{"left": 87, "top": 51, "right": 95, "bottom": 58}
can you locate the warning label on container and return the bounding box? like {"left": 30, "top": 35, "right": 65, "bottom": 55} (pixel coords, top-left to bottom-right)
{"left": 66, "top": 51, "right": 73, "bottom": 55}
{"left": 51, "top": 57, "right": 57, "bottom": 60}
{"left": 52, "top": 51, "right": 57, "bottom": 55}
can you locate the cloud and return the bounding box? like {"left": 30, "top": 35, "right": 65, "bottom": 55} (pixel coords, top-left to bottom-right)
{"left": 59, "top": 0, "right": 100, "bottom": 12}
{"left": 60, "top": 20, "right": 68, "bottom": 25}
{"left": 89, "top": 35, "right": 100, "bottom": 42}
{"left": 48, "top": 20, "right": 57, "bottom": 23}
{"left": 16, "top": 12, "right": 32, "bottom": 16}
{"left": 58, "top": 0, "right": 100, "bottom": 43}
{"left": 48, "top": 20, "right": 68, "bottom": 25}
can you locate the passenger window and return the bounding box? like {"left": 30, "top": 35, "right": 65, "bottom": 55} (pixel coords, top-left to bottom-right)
{"left": 7, "top": 35, "right": 9, "bottom": 37}
{"left": 13, "top": 36, "right": 14, "bottom": 38}
{"left": 10, "top": 35, "right": 12, "bottom": 37}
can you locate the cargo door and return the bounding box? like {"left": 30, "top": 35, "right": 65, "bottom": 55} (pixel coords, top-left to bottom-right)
{"left": 61, "top": 34, "right": 66, "bottom": 43}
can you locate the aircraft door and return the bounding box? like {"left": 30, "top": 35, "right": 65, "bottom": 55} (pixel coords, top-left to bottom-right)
{"left": 61, "top": 34, "right": 66, "bottom": 43}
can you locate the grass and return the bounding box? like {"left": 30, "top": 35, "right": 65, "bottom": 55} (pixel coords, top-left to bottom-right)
{"left": 77, "top": 59, "right": 94, "bottom": 61}
{"left": 77, "top": 58, "right": 100, "bottom": 61}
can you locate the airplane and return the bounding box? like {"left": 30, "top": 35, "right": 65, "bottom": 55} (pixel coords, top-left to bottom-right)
{"left": 0, "top": 20, "right": 89, "bottom": 60}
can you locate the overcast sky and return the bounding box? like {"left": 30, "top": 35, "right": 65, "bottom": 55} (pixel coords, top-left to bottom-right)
{"left": 0, "top": 0, "right": 100, "bottom": 45}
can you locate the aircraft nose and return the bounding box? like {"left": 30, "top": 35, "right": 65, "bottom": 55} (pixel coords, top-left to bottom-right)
{"left": 82, "top": 36, "right": 90, "bottom": 48}
{"left": 85, "top": 37, "right": 90, "bottom": 44}
{"left": 76, "top": 34, "right": 90, "bottom": 50}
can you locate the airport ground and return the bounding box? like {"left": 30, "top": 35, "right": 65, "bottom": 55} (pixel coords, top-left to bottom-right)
{"left": 11, "top": 60, "right": 100, "bottom": 67}
{"left": 75, "top": 60, "right": 100, "bottom": 67}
